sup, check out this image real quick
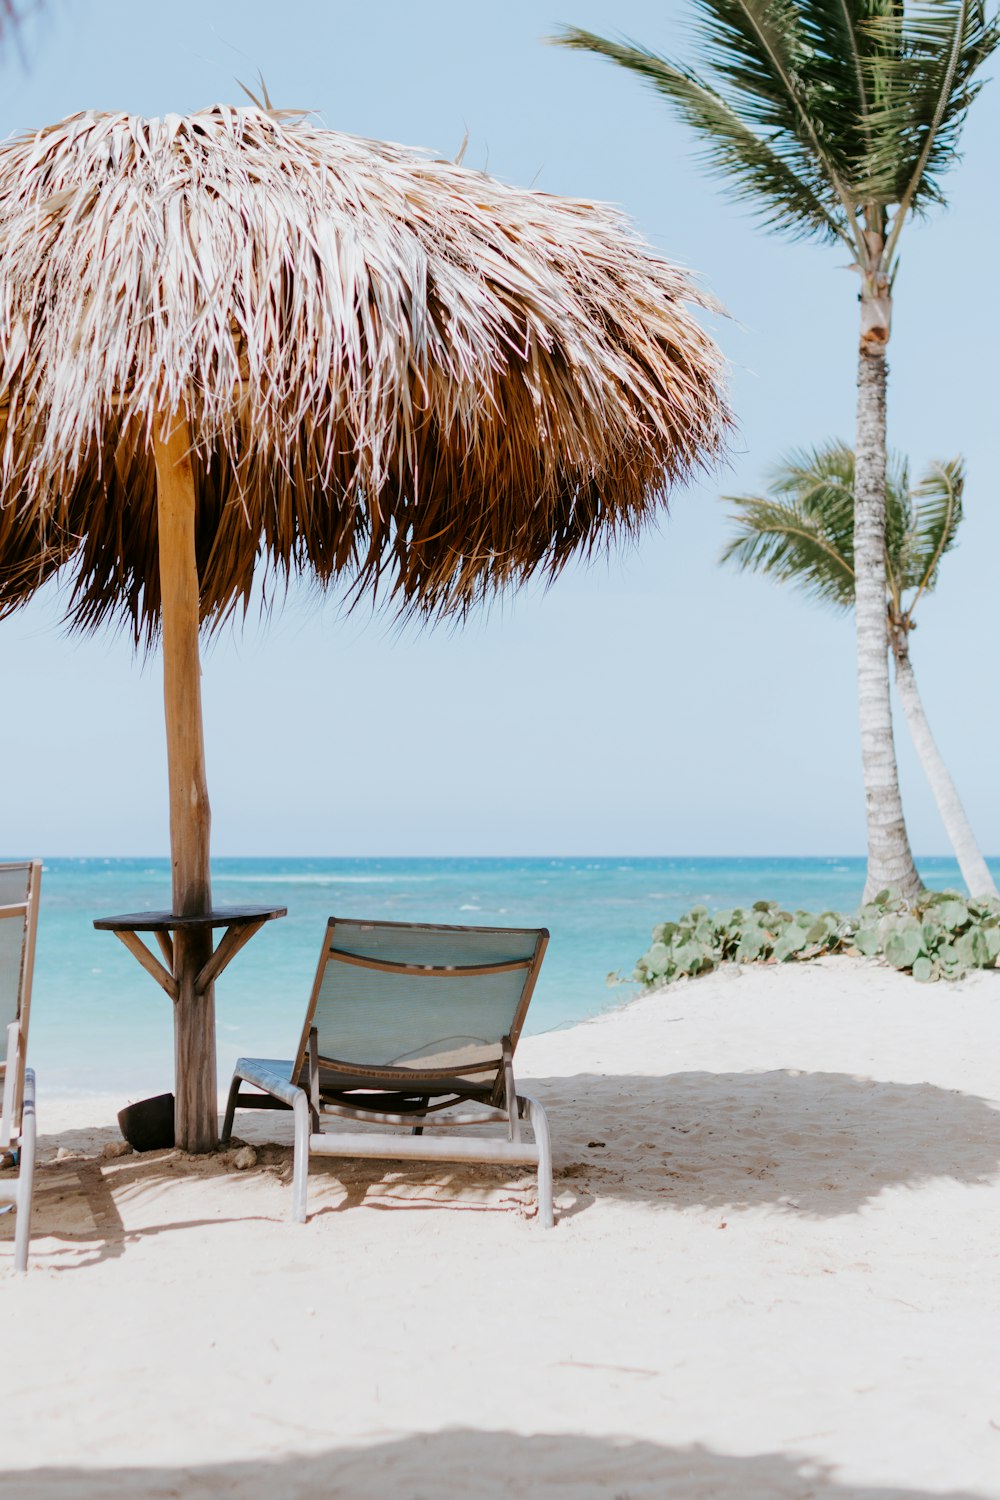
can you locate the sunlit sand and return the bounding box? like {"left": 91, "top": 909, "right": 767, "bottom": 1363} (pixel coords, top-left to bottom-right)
{"left": 4, "top": 956, "right": 999, "bottom": 1498}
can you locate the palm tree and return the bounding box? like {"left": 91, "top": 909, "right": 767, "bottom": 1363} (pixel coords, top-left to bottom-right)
{"left": 554, "top": 1, "right": 999, "bottom": 901}
{"left": 722, "top": 442, "right": 997, "bottom": 898}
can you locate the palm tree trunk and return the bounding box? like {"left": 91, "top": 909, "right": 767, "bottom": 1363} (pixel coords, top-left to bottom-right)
{"left": 854, "top": 327, "right": 922, "bottom": 903}
{"left": 890, "top": 627, "right": 998, "bottom": 899}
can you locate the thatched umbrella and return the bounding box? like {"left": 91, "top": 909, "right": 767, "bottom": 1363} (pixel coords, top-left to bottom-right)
{"left": 0, "top": 106, "right": 729, "bottom": 1150}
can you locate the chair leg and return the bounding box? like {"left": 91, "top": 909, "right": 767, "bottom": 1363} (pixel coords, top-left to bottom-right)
{"left": 308, "top": 1028, "right": 321, "bottom": 1133}
{"left": 291, "top": 1089, "right": 310, "bottom": 1224}
{"left": 411, "top": 1097, "right": 428, "bottom": 1136}
{"left": 502, "top": 1036, "right": 521, "bottom": 1143}
{"left": 521, "top": 1094, "right": 553, "bottom": 1229}
{"left": 14, "top": 1070, "right": 36, "bottom": 1273}
{"left": 220, "top": 1074, "right": 242, "bottom": 1144}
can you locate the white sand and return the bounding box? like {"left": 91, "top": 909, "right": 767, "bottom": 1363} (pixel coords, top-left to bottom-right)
{"left": 3, "top": 955, "right": 1000, "bottom": 1499}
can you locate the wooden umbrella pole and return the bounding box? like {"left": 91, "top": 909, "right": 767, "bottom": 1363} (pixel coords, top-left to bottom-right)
{"left": 152, "top": 409, "right": 216, "bottom": 1153}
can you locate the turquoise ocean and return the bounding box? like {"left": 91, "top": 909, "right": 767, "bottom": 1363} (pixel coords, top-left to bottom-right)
{"left": 23, "top": 854, "right": 999, "bottom": 1101}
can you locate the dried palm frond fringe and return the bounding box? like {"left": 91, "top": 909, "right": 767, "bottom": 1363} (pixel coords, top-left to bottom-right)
{"left": 0, "top": 106, "right": 730, "bottom": 642}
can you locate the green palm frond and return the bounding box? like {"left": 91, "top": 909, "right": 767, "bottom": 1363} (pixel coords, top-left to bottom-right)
{"left": 721, "top": 442, "right": 859, "bottom": 608}
{"left": 720, "top": 441, "right": 952, "bottom": 616}
{"left": 903, "top": 457, "right": 964, "bottom": 599}
{"left": 683, "top": 0, "right": 866, "bottom": 210}
{"left": 553, "top": 0, "right": 1000, "bottom": 261}
{"left": 553, "top": 25, "right": 853, "bottom": 246}
{"left": 860, "top": 1, "right": 1000, "bottom": 227}
{"left": 719, "top": 496, "right": 857, "bottom": 607}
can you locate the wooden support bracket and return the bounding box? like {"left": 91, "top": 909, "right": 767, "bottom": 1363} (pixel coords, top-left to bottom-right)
{"left": 194, "top": 919, "right": 266, "bottom": 996}
{"left": 154, "top": 930, "right": 174, "bottom": 970}
{"left": 114, "top": 930, "right": 179, "bottom": 1002}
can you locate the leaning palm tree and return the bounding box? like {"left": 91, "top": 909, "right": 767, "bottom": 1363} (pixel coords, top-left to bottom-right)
{"left": 722, "top": 442, "right": 996, "bottom": 898}
{"left": 554, "top": 1, "right": 999, "bottom": 901}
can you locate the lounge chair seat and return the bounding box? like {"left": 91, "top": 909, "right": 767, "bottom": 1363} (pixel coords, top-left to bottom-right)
{"left": 222, "top": 917, "right": 553, "bottom": 1227}
{"left": 0, "top": 861, "right": 42, "bottom": 1273}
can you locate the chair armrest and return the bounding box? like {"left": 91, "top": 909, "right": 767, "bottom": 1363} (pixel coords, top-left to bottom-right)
{"left": 232, "top": 1058, "right": 302, "bottom": 1109}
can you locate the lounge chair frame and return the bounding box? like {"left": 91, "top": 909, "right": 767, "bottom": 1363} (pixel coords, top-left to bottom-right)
{"left": 0, "top": 860, "right": 41, "bottom": 1273}
{"left": 222, "top": 916, "right": 553, "bottom": 1227}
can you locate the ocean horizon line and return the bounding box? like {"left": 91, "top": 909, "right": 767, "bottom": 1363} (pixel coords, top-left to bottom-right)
{"left": 7, "top": 852, "right": 998, "bottom": 864}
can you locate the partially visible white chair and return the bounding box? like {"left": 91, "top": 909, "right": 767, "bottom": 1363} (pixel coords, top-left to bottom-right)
{"left": 0, "top": 861, "right": 41, "bottom": 1272}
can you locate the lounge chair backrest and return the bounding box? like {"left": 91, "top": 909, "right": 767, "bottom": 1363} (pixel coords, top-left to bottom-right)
{"left": 0, "top": 861, "right": 41, "bottom": 1145}
{"left": 293, "top": 918, "right": 549, "bottom": 1082}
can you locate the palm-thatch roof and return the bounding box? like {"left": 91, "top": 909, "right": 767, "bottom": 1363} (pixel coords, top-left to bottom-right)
{"left": 0, "top": 105, "right": 729, "bottom": 640}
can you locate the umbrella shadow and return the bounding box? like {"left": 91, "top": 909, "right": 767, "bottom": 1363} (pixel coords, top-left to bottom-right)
{"left": 6, "top": 1066, "right": 998, "bottom": 1264}
{"left": 1, "top": 1432, "right": 992, "bottom": 1500}
{"left": 0, "top": 1144, "right": 284, "bottom": 1272}
{"left": 535, "top": 1068, "right": 1000, "bottom": 1218}
{"left": 226, "top": 1065, "right": 1000, "bottom": 1225}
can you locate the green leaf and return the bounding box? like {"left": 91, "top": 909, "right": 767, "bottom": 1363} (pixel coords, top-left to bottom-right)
{"left": 912, "top": 956, "right": 934, "bottom": 982}
{"left": 774, "top": 926, "right": 809, "bottom": 961}
{"left": 956, "top": 927, "right": 992, "bottom": 969}
{"left": 643, "top": 942, "right": 673, "bottom": 977}
{"left": 805, "top": 917, "right": 835, "bottom": 945}
{"left": 936, "top": 897, "right": 970, "bottom": 932}
{"left": 674, "top": 942, "right": 713, "bottom": 976}
{"left": 854, "top": 924, "right": 881, "bottom": 956}
{"left": 920, "top": 921, "right": 945, "bottom": 953}
{"left": 883, "top": 925, "right": 924, "bottom": 969}
{"left": 736, "top": 932, "right": 768, "bottom": 963}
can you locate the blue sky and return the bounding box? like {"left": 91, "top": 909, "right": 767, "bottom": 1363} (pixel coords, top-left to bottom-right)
{"left": 1, "top": 0, "right": 997, "bottom": 858}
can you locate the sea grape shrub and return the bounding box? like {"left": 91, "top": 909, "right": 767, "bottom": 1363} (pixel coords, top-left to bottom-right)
{"left": 633, "top": 901, "right": 846, "bottom": 985}
{"left": 853, "top": 890, "right": 1000, "bottom": 982}
{"left": 634, "top": 892, "right": 1000, "bottom": 987}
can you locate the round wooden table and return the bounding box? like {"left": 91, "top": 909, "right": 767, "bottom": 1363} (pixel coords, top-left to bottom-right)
{"left": 94, "top": 904, "right": 287, "bottom": 1148}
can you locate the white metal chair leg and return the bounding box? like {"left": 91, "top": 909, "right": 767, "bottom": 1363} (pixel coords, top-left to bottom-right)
{"left": 291, "top": 1089, "right": 310, "bottom": 1224}
{"left": 521, "top": 1093, "right": 553, "bottom": 1229}
{"left": 14, "top": 1069, "right": 35, "bottom": 1273}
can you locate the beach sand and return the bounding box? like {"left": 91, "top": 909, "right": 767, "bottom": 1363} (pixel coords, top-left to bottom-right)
{"left": 2, "top": 955, "right": 999, "bottom": 1499}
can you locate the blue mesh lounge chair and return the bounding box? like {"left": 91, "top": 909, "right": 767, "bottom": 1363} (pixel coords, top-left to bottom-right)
{"left": 222, "top": 917, "right": 554, "bottom": 1227}
{"left": 0, "top": 861, "right": 41, "bottom": 1272}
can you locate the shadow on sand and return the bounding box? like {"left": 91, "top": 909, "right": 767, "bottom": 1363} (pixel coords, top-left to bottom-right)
{"left": 4, "top": 1066, "right": 999, "bottom": 1269}
{"left": 532, "top": 1066, "right": 1000, "bottom": 1217}
{"left": 3, "top": 1430, "right": 993, "bottom": 1500}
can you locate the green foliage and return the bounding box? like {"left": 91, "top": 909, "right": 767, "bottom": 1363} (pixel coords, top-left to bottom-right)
{"left": 633, "top": 891, "right": 1000, "bottom": 986}
{"left": 720, "top": 443, "right": 964, "bottom": 624}
{"left": 860, "top": 890, "right": 1000, "bottom": 979}
{"left": 552, "top": 2, "right": 1000, "bottom": 267}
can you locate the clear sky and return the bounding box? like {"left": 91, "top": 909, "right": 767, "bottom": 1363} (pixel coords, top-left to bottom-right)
{"left": 1, "top": 0, "right": 997, "bottom": 858}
